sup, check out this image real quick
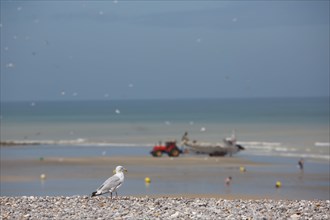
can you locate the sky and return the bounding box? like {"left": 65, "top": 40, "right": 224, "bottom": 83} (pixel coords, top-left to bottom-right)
{"left": 0, "top": 0, "right": 329, "bottom": 101}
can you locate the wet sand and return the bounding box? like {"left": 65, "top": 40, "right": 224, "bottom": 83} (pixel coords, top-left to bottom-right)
{"left": 1, "top": 155, "right": 329, "bottom": 200}
{"left": 1, "top": 155, "right": 268, "bottom": 181}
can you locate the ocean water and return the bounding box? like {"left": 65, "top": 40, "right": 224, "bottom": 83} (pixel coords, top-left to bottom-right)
{"left": 1, "top": 97, "right": 329, "bottom": 161}
{"left": 1, "top": 98, "right": 329, "bottom": 199}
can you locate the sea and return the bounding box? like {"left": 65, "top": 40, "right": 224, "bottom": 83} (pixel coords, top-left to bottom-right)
{"left": 1, "top": 97, "right": 329, "bottom": 199}
{"left": 1, "top": 97, "right": 329, "bottom": 161}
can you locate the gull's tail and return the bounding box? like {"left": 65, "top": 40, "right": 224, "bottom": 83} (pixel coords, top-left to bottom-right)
{"left": 91, "top": 191, "right": 99, "bottom": 197}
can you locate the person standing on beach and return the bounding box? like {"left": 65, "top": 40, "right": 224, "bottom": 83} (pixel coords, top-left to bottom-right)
{"left": 298, "top": 158, "right": 304, "bottom": 171}
{"left": 225, "top": 176, "right": 232, "bottom": 186}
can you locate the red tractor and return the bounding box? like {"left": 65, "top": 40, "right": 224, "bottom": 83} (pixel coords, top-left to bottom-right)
{"left": 150, "top": 141, "right": 182, "bottom": 157}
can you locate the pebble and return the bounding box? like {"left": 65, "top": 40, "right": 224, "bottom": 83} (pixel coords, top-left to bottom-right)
{"left": 0, "top": 196, "right": 329, "bottom": 219}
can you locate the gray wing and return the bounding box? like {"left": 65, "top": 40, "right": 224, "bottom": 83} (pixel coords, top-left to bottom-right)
{"left": 97, "top": 175, "right": 121, "bottom": 193}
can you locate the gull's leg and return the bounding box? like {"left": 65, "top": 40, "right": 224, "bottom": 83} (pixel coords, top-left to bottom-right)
{"left": 116, "top": 191, "right": 118, "bottom": 199}
{"left": 110, "top": 192, "right": 112, "bottom": 200}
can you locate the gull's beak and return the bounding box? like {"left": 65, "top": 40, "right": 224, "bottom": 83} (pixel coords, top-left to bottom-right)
{"left": 113, "top": 169, "right": 116, "bottom": 174}
{"left": 124, "top": 168, "right": 128, "bottom": 173}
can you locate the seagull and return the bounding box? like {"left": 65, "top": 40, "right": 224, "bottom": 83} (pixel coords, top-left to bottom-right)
{"left": 91, "top": 166, "right": 127, "bottom": 199}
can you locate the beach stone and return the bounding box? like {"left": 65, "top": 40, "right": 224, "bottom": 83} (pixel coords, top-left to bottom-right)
{"left": 1, "top": 196, "right": 330, "bottom": 219}
{"left": 290, "top": 213, "right": 301, "bottom": 220}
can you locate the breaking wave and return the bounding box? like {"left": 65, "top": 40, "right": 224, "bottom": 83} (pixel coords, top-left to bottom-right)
{"left": 314, "top": 142, "right": 330, "bottom": 147}
{"left": 2, "top": 139, "right": 329, "bottom": 161}
{"left": 237, "top": 141, "right": 329, "bottom": 161}
{"left": 0, "top": 139, "right": 153, "bottom": 147}
{"left": 237, "top": 141, "right": 297, "bottom": 152}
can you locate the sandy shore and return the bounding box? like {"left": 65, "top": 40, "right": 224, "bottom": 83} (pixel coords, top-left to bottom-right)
{"left": 1, "top": 155, "right": 266, "bottom": 166}
{"left": 1, "top": 155, "right": 268, "bottom": 182}
{"left": 1, "top": 155, "right": 329, "bottom": 200}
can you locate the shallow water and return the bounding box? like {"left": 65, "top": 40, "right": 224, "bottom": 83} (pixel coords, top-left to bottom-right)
{"left": 2, "top": 98, "right": 329, "bottom": 161}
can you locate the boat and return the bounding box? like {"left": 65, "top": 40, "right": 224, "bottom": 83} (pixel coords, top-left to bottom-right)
{"left": 181, "top": 131, "right": 245, "bottom": 156}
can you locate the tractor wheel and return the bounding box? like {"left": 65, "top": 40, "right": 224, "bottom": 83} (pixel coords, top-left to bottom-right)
{"left": 153, "top": 150, "right": 162, "bottom": 157}
{"left": 209, "top": 152, "right": 226, "bottom": 157}
{"left": 170, "top": 149, "right": 180, "bottom": 157}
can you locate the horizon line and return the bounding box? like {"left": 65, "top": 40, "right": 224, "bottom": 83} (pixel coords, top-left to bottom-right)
{"left": 1, "top": 95, "right": 329, "bottom": 103}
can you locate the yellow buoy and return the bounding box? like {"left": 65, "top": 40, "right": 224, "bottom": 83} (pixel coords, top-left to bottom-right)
{"left": 40, "top": 173, "right": 46, "bottom": 180}
{"left": 145, "top": 177, "right": 151, "bottom": 183}
{"left": 240, "top": 166, "right": 246, "bottom": 172}
{"left": 275, "top": 181, "right": 282, "bottom": 188}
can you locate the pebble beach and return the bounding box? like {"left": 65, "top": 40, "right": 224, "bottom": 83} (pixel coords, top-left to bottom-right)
{"left": 1, "top": 196, "right": 329, "bottom": 220}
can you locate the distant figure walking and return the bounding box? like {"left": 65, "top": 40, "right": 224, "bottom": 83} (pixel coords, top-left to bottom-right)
{"left": 225, "top": 176, "right": 232, "bottom": 186}
{"left": 298, "top": 158, "right": 304, "bottom": 171}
